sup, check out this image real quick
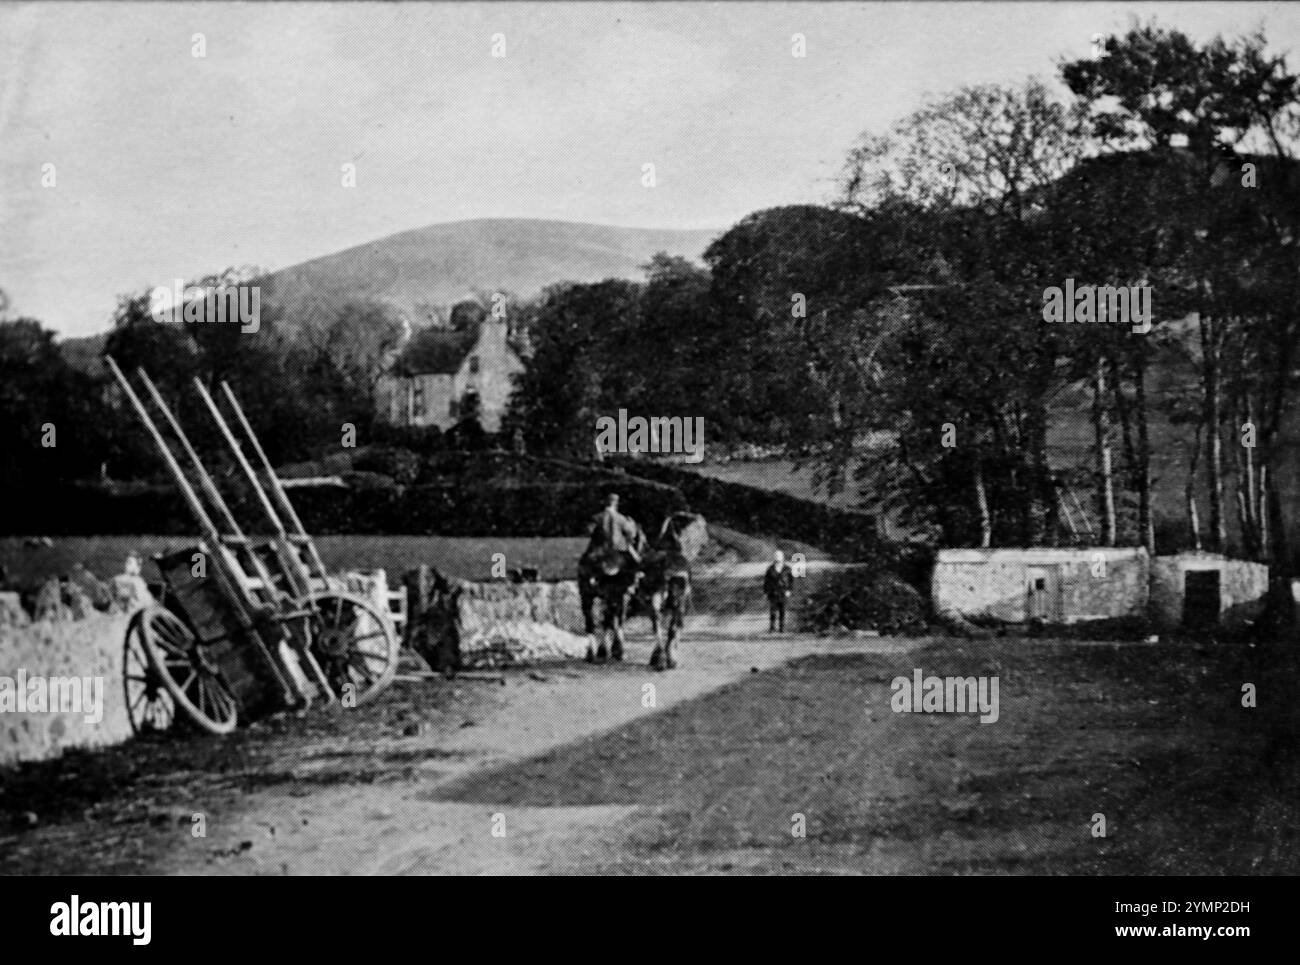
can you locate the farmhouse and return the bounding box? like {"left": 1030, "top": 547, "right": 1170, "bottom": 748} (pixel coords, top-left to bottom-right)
{"left": 375, "top": 314, "right": 524, "bottom": 433}
{"left": 931, "top": 547, "right": 1270, "bottom": 631}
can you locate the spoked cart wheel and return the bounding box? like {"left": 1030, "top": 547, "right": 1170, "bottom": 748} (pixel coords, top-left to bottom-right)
{"left": 123, "top": 604, "right": 239, "bottom": 735}
{"left": 123, "top": 609, "right": 177, "bottom": 734}
{"left": 302, "top": 590, "right": 399, "bottom": 705}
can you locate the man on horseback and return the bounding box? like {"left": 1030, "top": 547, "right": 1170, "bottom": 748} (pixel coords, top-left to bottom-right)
{"left": 583, "top": 493, "right": 642, "bottom": 570}
{"left": 578, "top": 493, "right": 644, "bottom": 652}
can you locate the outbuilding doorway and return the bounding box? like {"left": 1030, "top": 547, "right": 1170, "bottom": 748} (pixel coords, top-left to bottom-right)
{"left": 1026, "top": 566, "right": 1062, "bottom": 622}
{"left": 1182, "top": 570, "right": 1221, "bottom": 628}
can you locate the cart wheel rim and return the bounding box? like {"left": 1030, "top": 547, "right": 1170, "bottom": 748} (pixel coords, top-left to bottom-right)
{"left": 123, "top": 610, "right": 177, "bottom": 734}
{"left": 137, "top": 606, "right": 238, "bottom": 734}
{"left": 303, "top": 591, "right": 399, "bottom": 703}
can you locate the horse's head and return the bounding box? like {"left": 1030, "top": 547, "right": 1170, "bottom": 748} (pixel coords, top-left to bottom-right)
{"left": 657, "top": 512, "right": 708, "bottom": 563}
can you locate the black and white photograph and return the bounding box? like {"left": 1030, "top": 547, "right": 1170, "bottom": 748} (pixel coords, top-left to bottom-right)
{"left": 0, "top": 0, "right": 1296, "bottom": 911}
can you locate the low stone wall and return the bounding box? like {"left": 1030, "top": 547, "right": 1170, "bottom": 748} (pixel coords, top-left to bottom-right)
{"left": 454, "top": 579, "right": 591, "bottom": 663}
{"left": 1, "top": 612, "right": 134, "bottom": 767}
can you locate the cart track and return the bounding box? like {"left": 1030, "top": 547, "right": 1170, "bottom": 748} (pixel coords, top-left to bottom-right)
{"left": 5, "top": 632, "right": 1295, "bottom": 875}
{"left": 2, "top": 634, "right": 910, "bottom": 875}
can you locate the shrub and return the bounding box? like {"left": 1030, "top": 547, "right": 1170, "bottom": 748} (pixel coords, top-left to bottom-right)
{"left": 370, "top": 422, "right": 446, "bottom": 454}
{"left": 353, "top": 446, "right": 421, "bottom": 486}
{"left": 805, "top": 570, "right": 929, "bottom": 635}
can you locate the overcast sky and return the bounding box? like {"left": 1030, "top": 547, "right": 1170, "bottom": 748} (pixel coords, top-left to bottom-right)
{"left": 2, "top": 1, "right": 1297, "bottom": 337}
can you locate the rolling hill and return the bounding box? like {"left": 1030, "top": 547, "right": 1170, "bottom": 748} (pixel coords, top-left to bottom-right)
{"left": 256, "top": 217, "right": 720, "bottom": 326}
{"left": 57, "top": 218, "right": 721, "bottom": 366}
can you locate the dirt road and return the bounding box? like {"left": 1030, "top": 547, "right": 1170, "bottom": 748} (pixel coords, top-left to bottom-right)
{"left": 2, "top": 631, "right": 1295, "bottom": 875}
{"left": 1, "top": 633, "right": 911, "bottom": 875}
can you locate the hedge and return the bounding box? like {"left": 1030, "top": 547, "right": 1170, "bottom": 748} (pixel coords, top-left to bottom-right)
{"left": 608, "top": 458, "right": 881, "bottom": 559}
{"left": 288, "top": 479, "right": 686, "bottom": 537}
{"left": 605, "top": 457, "right": 937, "bottom": 589}
{"left": 0, "top": 476, "right": 687, "bottom": 539}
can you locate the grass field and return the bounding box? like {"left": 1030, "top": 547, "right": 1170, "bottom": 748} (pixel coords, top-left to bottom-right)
{"left": 0, "top": 525, "right": 802, "bottom": 596}
{"left": 0, "top": 535, "right": 587, "bottom": 592}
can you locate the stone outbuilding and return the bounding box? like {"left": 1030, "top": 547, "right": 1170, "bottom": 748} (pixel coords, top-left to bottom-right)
{"left": 932, "top": 547, "right": 1149, "bottom": 625}
{"left": 1148, "top": 552, "right": 1270, "bottom": 631}
{"left": 931, "top": 547, "right": 1269, "bottom": 631}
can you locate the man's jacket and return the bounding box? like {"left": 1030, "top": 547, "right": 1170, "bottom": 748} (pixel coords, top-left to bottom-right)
{"left": 589, "top": 508, "right": 641, "bottom": 553}
{"left": 763, "top": 564, "right": 794, "bottom": 599}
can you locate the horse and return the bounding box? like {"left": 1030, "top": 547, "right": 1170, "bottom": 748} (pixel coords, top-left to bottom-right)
{"left": 631, "top": 512, "right": 707, "bottom": 671}
{"left": 579, "top": 533, "right": 646, "bottom": 664}
{"left": 578, "top": 512, "right": 707, "bottom": 670}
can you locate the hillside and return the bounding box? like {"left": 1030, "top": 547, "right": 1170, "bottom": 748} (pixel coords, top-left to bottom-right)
{"left": 256, "top": 217, "right": 719, "bottom": 326}
{"left": 57, "top": 218, "right": 719, "bottom": 368}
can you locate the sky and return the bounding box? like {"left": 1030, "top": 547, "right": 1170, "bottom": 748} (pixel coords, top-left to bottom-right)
{"left": 2, "top": 1, "right": 1298, "bottom": 337}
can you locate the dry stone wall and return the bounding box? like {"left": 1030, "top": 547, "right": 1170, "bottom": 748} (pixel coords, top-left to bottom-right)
{"left": 1, "top": 612, "right": 134, "bottom": 767}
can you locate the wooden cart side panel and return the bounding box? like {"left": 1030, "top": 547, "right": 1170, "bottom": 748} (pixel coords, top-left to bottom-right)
{"left": 153, "top": 547, "right": 293, "bottom": 720}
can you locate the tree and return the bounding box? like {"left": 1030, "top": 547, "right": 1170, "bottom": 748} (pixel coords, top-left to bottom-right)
{"left": 843, "top": 79, "right": 1085, "bottom": 221}
{"left": 0, "top": 317, "right": 108, "bottom": 486}
{"left": 631, "top": 254, "right": 714, "bottom": 419}
{"left": 826, "top": 82, "right": 1086, "bottom": 543}
{"left": 505, "top": 279, "right": 642, "bottom": 457}
{"left": 704, "top": 205, "right": 894, "bottom": 451}
{"left": 1062, "top": 23, "right": 1300, "bottom": 566}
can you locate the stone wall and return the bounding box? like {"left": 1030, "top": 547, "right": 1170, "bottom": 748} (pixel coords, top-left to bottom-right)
{"left": 454, "top": 579, "right": 590, "bottom": 662}
{"left": 1, "top": 612, "right": 134, "bottom": 767}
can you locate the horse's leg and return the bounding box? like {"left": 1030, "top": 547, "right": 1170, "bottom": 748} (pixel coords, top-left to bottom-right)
{"left": 583, "top": 579, "right": 599, "bottom": 661}
{"left": 611, "top": 619, "right": 624, "bottom": 662}
{"left": 665, "top": 579, "right": 686, "bottom": 669}
{"left": 594, "top": 592, "right": 611, "bottom": 662}
{"left": 610, "top": 594, "right": 625, "bottom": 662}
{"left": 579, "top": 575, "right": 596, "bottom": 635}
{"left": 647, "top": 590, "right": 665, "bottom": 671}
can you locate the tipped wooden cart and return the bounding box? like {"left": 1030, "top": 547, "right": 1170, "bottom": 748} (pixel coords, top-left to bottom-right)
{"left": 108, "top": 358, "right": 399, "bottom": 735}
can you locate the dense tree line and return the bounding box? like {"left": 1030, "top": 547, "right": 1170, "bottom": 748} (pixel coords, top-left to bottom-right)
{"left": 507, "top": 24, "right": 1300, "bottom": 594}
{"left": 0, "top": 268, "right": 406, "bottom": 488}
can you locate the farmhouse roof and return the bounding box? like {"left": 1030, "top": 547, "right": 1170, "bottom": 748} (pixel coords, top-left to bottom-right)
{"left": 395, "top": 318, "right": 527, "bottom": 377}
{"left": 397, "top": 328, "right": 478, "bottom": 376}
